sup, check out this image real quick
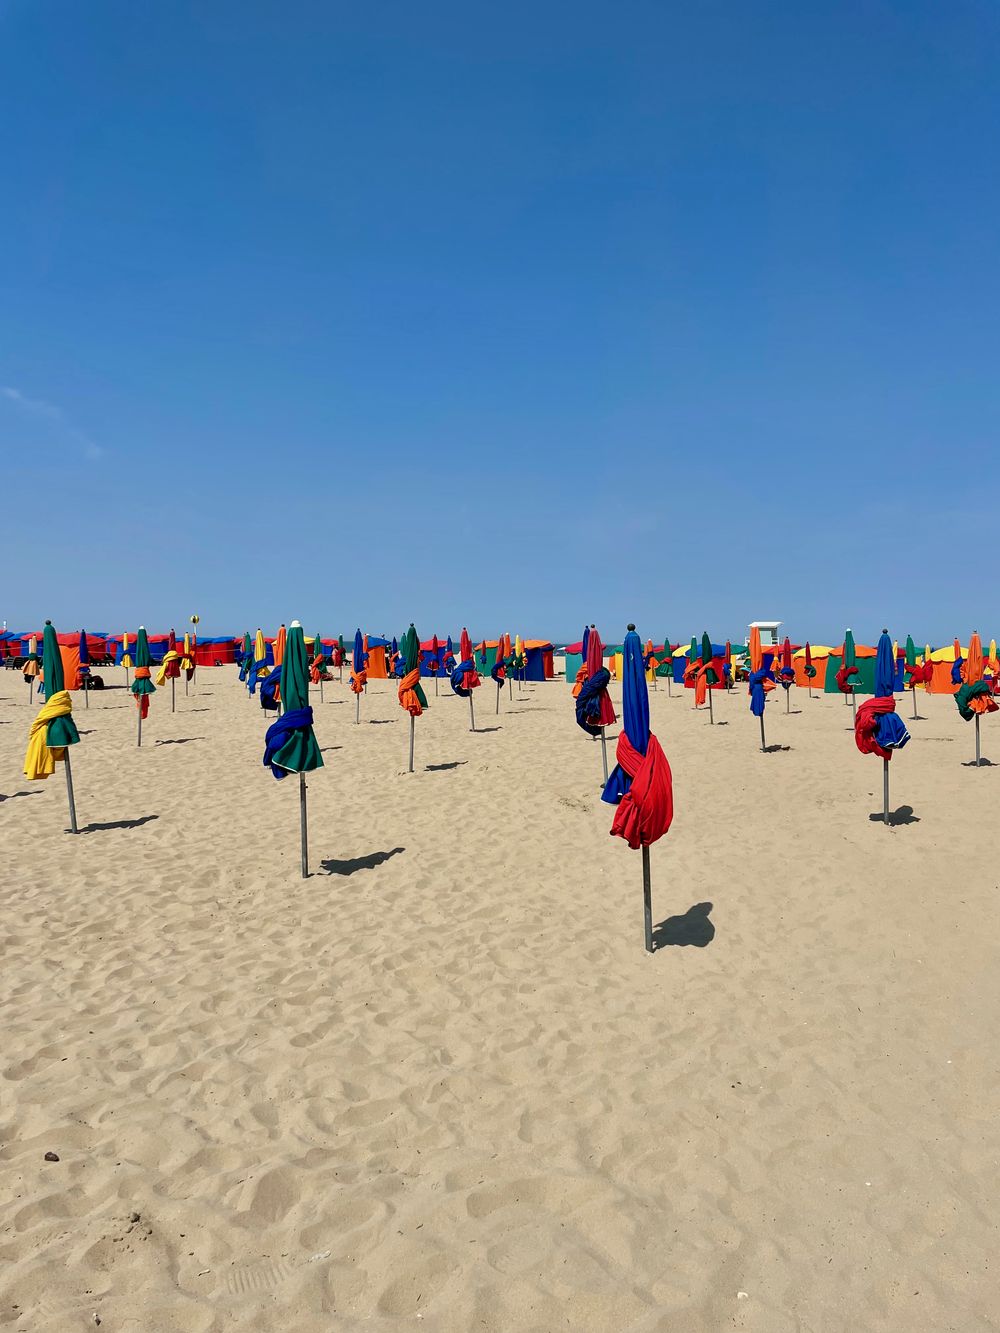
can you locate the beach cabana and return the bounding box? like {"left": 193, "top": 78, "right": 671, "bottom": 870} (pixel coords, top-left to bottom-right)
{"left": 524, "top": 640, "right": 554, "bottom": 681}
{"left": 825, "top": 642, "right": 878, "bottom": 696}
{"left": 792, "top": 644, "right": 831, "bottom": 689}
{"left": 419, "top": 637, "right": 449, "bottom": 677}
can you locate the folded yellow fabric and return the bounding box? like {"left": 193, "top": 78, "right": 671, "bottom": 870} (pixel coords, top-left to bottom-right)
{"left": 24, "top": 691, "right": 73, "bottom": 781}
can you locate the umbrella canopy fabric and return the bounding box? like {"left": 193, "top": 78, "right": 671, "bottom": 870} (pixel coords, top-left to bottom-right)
{"left": 398, "top": 624, "right": 429, "bottom": 716}
{"left": 181, "top": 632, "right": 195, "bottom": 676}
{"left": 350, "top": 629, "right": 368, "bottom": 693}
{"left": 804, "top": 641, "right": 815, "bottom": 679}
{"left": 576, "top": 624, "right": 616, "bottom": 730}
{"left": 262, "top": 622, "right": 323, "bottom": 779}
{"left": 905, "top": 636, "right": 916, "bottom": 668}
{"left": 836, "top": 629, "right": 859, "bottom": 694}
{"left": 24, "top": 623, "right": 81, "bottom": 779}
{"left": 159, "top": 629, "right": 181, "bottom": 682}
{"left": 23, "top": 634, "right": 40, "bottom": 680}
{"left": 954, "top": 632, "right": 998, "bottom": 719}
{"left": 121, "top": 631, "right": 133, "bottom": 669}
{"left": 131, "top": 628, "right": 156, "bottom": 716}
{"left": 749, "top": 626, "right": 763, "bottom": 674}
{"left": 238, "top": 631, "right": 253, "bottom": 682}
{"left": 600, "top": 628, "right": 673, "bottom": 849}
{"left": 309, "top": 631, "right": 326, "bottom": 682}
{"left": 451, "top": 627, "right": 481, "bottom": 694}
{"left": 855, "top": 632, "right": 910, "bottom": 759}
{"left": 274, "top": 625, "right": 287, "bottom": 668}
{"left": 778, "top": 635, "right": 794, "bottom": 687}
{"left": 78, "top": 630, "right": 90, "bottom": 683}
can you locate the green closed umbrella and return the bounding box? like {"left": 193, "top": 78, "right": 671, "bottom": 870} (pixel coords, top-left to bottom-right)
{"left": 658, "top": 635, "right": 674, "bottom": 696}
{"left": 263, "top": 621, "right": 322, "bottom": 877}
{"left": 312, "top": 631, "right": 326, "bottom": 703}
{"left": 844, "top": 628, "right": 857, "bottom": 719}
{"left": 701, "top": 631, "right": 718, "bottom": 723}
{"left": 23, "top": 622, "right": 81, "bottom": 831}
{"left": 131, "top": 627, "right": 156, "bottom": 746}
{"left": 905, "top": 635, "right": 918, "bottom": 719}
{"left": 399, "top": 623, "right": 428, "bottom": 772}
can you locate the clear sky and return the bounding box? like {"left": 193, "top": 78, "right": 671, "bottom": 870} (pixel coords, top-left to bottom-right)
{"left": 3, "top": 1, "right": 999, "bottom": 645}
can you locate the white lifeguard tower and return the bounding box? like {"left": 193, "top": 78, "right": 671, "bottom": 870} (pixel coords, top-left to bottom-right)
{"left": 748, "top": 620, "right": 782, "bottom": 647}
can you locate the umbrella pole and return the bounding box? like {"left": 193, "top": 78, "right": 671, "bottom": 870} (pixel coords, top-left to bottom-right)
{"left": 434, "top": 674, "right": 438, "bottom": 697}
{"left": 508, "top": 676, "right": 512, "bottom": 700}
{"left": 469, "top": 693, "right": 476, "bottom": 732}
{"left": 599, "top": 726, "right": 609, "bottom": 786}
{"left": 975, "top": 714, "right": 981, "bottom": 767}
{"left": 320, "top": 678, "right": 324, "bottom": 704}
{"left": 28, "top": 678, "right": 33, "bottom": 706}
{"left": 408, "top": 715, "right": 415, "bottom": 773}
{"left": 883, "top": 758, "right": 890, "bottom": 825}
{"left": 759, "top": 715, "right": 766, "bottom": 752}
{"left": 125, "top": 665, "right": 129, "bottom": 689}
{"left": 185, "top": 676, "right": 189, "bottom": 696}
{"left": 912, "top": 685, "right": 917, "bottom": 719}
{"left": 355, "top": 692, "right": 360, "bottom": 725}
{"left": 64, "top": 753, "right": 78, "bottom": 834}
{"left": 708, "top": 689, "right": 714, "bottom": 725}
{"left": 496, "top": 683, "right": 501, "bottom": 714}
{"left": 171, "top": 678, "right": 176, "bottom": 713}
{"left": 84, "top": 678, "right": 89, "bottom": 709}
{"left": 851, "top": 690, "right": 857, "bottom": 724}
{"left": 642, "top": 845, "right": 653, "bottom": 953}
{"left": 667, "top": 674, "right": 672, "bottom": 697}
{"left": 785, "top": 688, "right": 789, "bottom": 714}
{"left": 299, "top": 772, "right": 309, "bottom": 878}
{"left": 137, "top": 708, "right": 142, "bottom": 748}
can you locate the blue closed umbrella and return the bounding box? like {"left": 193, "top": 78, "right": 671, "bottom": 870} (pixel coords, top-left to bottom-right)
{"left": 601, "top": 625, "right": 673, "bottom": 952}
{"left": 865, "top": 629, "right": 910, "bottom": 824}
{"left": 79, "top": 630, "right": 91, "bottom": 708}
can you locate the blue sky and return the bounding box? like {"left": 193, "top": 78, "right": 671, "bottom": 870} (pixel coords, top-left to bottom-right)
{"left": 3, "top": 0, "right": 999, "bottom": 644}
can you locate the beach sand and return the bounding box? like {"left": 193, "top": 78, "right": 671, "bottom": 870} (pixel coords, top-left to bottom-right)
{"left": 2, "top": 665, "right": 998, "bottom": 1331}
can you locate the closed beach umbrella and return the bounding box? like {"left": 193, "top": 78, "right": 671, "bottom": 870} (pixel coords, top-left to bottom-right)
{"left": 430, "top": 634, "right": 440, "bottom": 694}
{"left": 336, "top": 633, "right": 345, "bottom": 681}
{"left": 660, "top": 635, "right": 674, "bottom": 695}
{"left": 955, "top": 631, "right": 997, "bottom": 766}
{"left": 855, "top": 629, "right": 910, "bottom": 824}
{"left": 699, "top": 631, "right": 718, "bottom": 721}
{"left": 804, "top": 640, "right": 816, "bottom": 697}
{"left": 157, "top": 629, "right": 182, "bottom": 713}
{"left": 490, "top": 631, "right": 508, "bottom": 712}
{"left": 452, "top": 627, "right": 481, "bottom": 731}
{"left": 903, "top": 635, "right": 921, "bottom": 718}
{"left": 247, "top": 629, "right": 267, "bottom": 697}
{"left": 748, "top": 626, "right": 775, "bottom": 751}
{"left": 23, "top": 633, "right": 40, "bottom": 704}
{"left": 180, "top": 631, "right": 195, "bottom": 694}
{"left": 350, "top": 628, "right": 367, "bottom": 723}
{"left": 837, "top": 629, "right": 859, "bottom": 719}
{"left": 238, "top": 631, "right": 253, "bottom": 683}
{"left": 24, "top": 622, "right": 81, "bottom": 831}
{"left": 310, "top": 631, "right": 327, "bottom": 703}
{"left": 262, "top": 621, "right": 323, "bottom": 877}
{"left": 601, "top": 625, "right": 675, "bottom": 951}
{"left": 78, "top": 630, "right": 91, "bottom": 708}
{"left": 398, "top": 623, "right": 428, "bottom": 771}
{"left": 274, "top": 624, "right": 286, "bottom": 667}
{"left": 131, "top": 627, "right": 156, "bottom": 745}
{"left": 575, "top": 624, "right": 616, "bottom": 785}
{"left": 779, "top": 635, "right": 794, "bottom": 713}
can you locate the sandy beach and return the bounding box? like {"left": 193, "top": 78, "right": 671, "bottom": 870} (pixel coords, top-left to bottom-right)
{"left": 2, "top": 665, "right": 999, "bottom": 1332}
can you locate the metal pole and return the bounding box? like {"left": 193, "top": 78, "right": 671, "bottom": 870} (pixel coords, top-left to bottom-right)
{"left": 851, "top": 690, "right": 857, "bottom": 724}
{"left": 883, "top": 758, "right": 889, "bottom": 825}
{"left": 137, "top": 709, "right": 142, "bottom": 748}
{"left": 319, "top": 678, "right": 324, "bottom": 704}
{"left": 508, "top": 676, "right": 512, "bottom": 700}
{"left": 708, "top": 689, "right": 714, "bottom": 724}
{"left": 667, "top": 673, "right": 672, "bottom": 697}
{"left": 299, "top": 772, "right": 308, "bottom": 878}
{"left": 185, "top": 676, "right": 189, "bottom": 696}
{"left": 408, "top": 715, "right": 415, "bottom": 773}
{"left": 785, "top": 687, "right": 789, "bottom": 714}
{"left": 469, "top": 693, "right": 476, "bottom": 732}
{"left": 171, "top": 678, "right": 176, "bottom": 714}
{"left": 355, "top": 692, "right": 360, "bottom": 725}
{"left": 434, "top": 673, "right": 439, "bottom": 697}
{"left": 975, "top": 715, "right": 981, "bottom": 767}
{"left": 911, "top": 685, "right": 917, "bottom": 720}
{"left": 28, "top": 678, "right": 33, "bottom": 706}
{"left": 600, "top": 727, "right": 609, "bottom": 786}
{"left": 496, "top": 683, "right": 501, "bottom": 714}
{"left": 642, "top": 845, "right": 653, "bottom": 953}
{"left": 759, "top": 714, "right": 766, "bottom": 752}
{"left": 125, "top": 665, "right": 129, "bottom": 689}
{"left": 64, "top": 753, "right": 78, "bottom": 833}
{"left": 84, "top": 679, "right": 89, "bottom": 709}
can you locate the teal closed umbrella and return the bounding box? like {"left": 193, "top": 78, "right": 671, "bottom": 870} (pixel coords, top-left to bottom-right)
{"left": 398, "top": 623, "right": 428, "bottom": 772}
{"left": 23, "top": 621, "right": 81, "bottom": 831}
{"left": 262, "top": 621, "right": 323, "bottom": 877}
{"left": 131, "top": 627, "right": 156, "bottom": 746}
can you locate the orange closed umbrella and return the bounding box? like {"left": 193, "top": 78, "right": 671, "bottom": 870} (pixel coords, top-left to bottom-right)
{"left": 958, "top": 631, "right": 998, "bottom": 766}
{"left": 749, "top": 626, "right": 762, "bottom": 674}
